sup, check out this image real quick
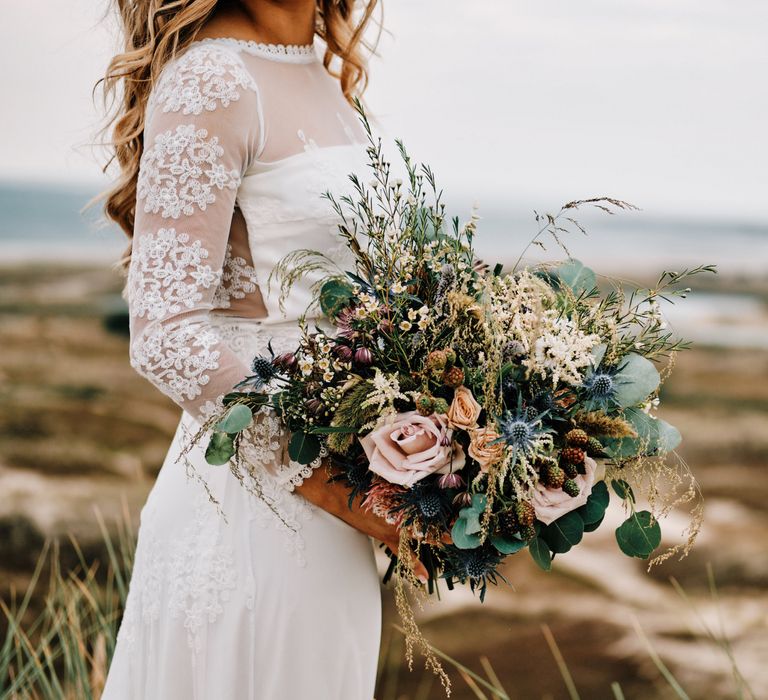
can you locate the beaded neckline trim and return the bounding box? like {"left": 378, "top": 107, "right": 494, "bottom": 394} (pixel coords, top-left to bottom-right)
{"left": 191, "top": 37, "right": 318, "bottom": 64}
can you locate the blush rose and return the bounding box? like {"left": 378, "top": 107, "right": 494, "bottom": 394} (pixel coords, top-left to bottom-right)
{"left": 532, "top": 456, "right": 598, "bottom": 525}
{"left": 359, "top": 410, "right": 466, "bottom": 487}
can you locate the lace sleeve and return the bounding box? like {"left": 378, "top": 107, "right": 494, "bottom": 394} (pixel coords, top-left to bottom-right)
{"left": 127, "top": 44, "right": 263, "bottom": 424}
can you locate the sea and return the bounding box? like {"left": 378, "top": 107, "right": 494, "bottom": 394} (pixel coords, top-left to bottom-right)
{"left": 1, "top": 181, "right": 767, "bottom": 349}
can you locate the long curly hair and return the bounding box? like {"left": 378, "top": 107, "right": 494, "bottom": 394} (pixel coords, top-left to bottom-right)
{"left": 97, "top": 0, "right": 381, "bottom": 263}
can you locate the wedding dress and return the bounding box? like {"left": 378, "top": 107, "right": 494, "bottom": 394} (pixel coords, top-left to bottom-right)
{"left": 102, "top": 37, "right": 381, "bottom": 700}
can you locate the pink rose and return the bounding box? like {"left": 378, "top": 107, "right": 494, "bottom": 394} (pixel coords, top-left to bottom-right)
{"left": 532, "top": 456, "right": 598, "bottom": 525}
{"left": 359, "top": 410, "right": 466, "bottom": 487}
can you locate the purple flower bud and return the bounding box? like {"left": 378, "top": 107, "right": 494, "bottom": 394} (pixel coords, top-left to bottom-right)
{"left": 354, "top": 347, "right": 373, "bottom": 366}
{"left": 439, "top": 472, "right": 465, "bottom": 489}
{"left": 453, "top": 491, "right": 473, "bottom": 507}
{"left": 272, "top": 352, "right": 297, "bottom": 371}
{"left": 305, "top": 398, "right": 324, "bottom": 416}
{"left": 334, "top": 345, "right": 354, "bottom": 362}
{"left": 378, "top": 319, "right": 394, "bottom": 334}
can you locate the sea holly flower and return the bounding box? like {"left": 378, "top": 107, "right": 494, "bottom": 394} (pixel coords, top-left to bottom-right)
{"left": 581, "top": 343, "right": 661, "bottom": 412}
{"left": 494, "top": 398, "right": 554, "bottom": 465}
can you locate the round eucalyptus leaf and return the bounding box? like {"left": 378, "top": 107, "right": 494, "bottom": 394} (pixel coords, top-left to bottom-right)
{"left": 288, "top": 431, "right": 321, "bottom": 465}
{"left": 541, "top": 511, "right": 585, "bottom": 554}
{"left": 603, "top": 409, "right": 682, "bottom": 458}
{"left": 613, "top": 354, "right": 661, "bottom": 408}
{"left": 451, "top": 516, "right": 483, "bottom": 550}
{"left": 529, "top": 537, "right": 552, "bottom": 571}
{"left": 553, "top": 259, "right": 597, "bottom": 295}
{"left": 319, "top": 278, "right": 356, "bottom": 318}
{"left": 615, "top": 510, "right": 661, "bottom": 559}
{"left": 214, "top": 404, "right": 253, "bottom": 434}
{"left": 491, "top": 533, "right": 527, "bottom": 555}
{"left": 205, "top": 432, "right": 235, "bottom": 465}
{"left": 584, "top": 514, "right": 606, "bottom": 533}
{"left": 578, "top": 481, "right": 610, "bottom": 524}
{"left": 611, "top": 478, "right": 636, "bottom": 502}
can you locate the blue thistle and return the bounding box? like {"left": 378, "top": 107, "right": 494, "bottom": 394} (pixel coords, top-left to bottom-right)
{"left": 442, "top": 543, "right": 506, "bottom": 602}
{"left": 581, "top": 361, "right": 627, "bottom": 411}
{"left": 494, "top": 396, "right": 553, "bottom": 464}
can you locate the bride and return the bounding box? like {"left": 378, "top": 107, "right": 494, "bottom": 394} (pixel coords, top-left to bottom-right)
{"left": 99, "top": 1, "right": 427, "bottom": 697}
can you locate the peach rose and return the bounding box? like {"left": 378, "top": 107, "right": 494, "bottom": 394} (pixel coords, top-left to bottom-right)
{"left": 532, "top": 456, "right": 598, "bottom": 525}
{"left": 359, "top": 410, "right": 466, "bottom": 487}
{"left": 467, "top": 426, "right": 506, "bottom": 471}
{"left": 446, "top": 386, "right": 482, "bottom": 430}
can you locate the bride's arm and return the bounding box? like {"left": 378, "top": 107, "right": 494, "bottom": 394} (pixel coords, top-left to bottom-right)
{"left": 296, "top": 464, "right": 429, "bottom": 582}
{"left": 126, "top": 44, "right": 264, "bottom": 424}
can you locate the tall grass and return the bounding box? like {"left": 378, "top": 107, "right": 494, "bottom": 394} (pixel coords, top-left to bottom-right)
{"left": 0, "top": 512, "right": 755, "bottom": 700}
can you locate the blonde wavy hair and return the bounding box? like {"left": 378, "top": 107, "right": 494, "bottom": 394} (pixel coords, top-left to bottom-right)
{"left": 98, "top": 0, "right": 381, "bottom": 261}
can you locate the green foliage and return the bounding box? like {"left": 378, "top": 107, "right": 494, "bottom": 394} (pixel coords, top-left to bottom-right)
{"left": 541, "top": 511, "right": 585, "bottom": 554}
{"left": 552, "top": 259, "right": 597, "bottom": 294}
{"left": 490, "top": 533, "right": 527, "bottom": 555}
{"left": 205, "top": 432, "right": 235, "bottom": 465}
{"left": 214, "top": 404, "right": 253, "bottom": 434}
{"left": 615, "top": 510, "right": 661, "bottom": 558}
{"left": 578, "top": 480, "right": 610, "bottom": 524}
{"left": 319, "top": 277, "right": 356, "bottom": 318}
{"left": 451, "top": 494, "right": 487, "bottom": 550}
{"left": 528, "top": 536, "right": 553, "bottom": 571}
{"left": 613, "top": 353, "right": 661, "bottom": 408}
{"left": 288, "top": 431, "right": 321, "bottom": 465}
{"left": 611, "top": 478, "right": 636, "bottom": 502}
{"left": 603, "top": 408, "right": 681, "bottom": 458}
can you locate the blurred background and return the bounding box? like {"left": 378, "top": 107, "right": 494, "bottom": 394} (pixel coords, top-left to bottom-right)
{"left": 1, "top": 1, "right": 766, "bottom": 698}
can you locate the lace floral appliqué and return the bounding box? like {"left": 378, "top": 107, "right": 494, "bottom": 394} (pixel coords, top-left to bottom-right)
{"left": 130, "top": 318, "right": 222, "bottom": 403}
{"left": 152, "top": 44, "right": 258, "bottom": 116}
{"left": 212, "top": 244, "right": 259, "bottom": 309}
{"left": 130, "top": 228, "right": 220, "bottom": 321}
{"left": 138, "top": 124, "right": 240, "bottom": 220}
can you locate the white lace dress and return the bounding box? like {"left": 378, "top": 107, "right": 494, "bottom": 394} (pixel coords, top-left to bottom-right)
{"left": 101, "top": 38, "right": 381, "bottom": 700}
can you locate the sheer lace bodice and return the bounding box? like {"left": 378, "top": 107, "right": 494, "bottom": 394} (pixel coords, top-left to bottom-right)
{"left": 127, "top": 38, "right": 367, "bottom": 427}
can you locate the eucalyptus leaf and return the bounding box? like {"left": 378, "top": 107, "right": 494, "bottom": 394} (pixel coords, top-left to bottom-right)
{"left": 205, "top": 432, "right": 235, "bottom": 466}
{"left": 319, "top": 278, "right": 356, "bottom": 318}
{"left": 578, "top": 481, "right": 609, "bottom": 524}
{"left": 590, "top": 343, "right": 608, "bottom": 369}
{"left": 611, "top": 478, "right": 636, "bottom": 503}
{"left": 451, "top": 516, "right": 483, "bottom": 550}
{"left": 615, "top": 510, "right": 661, "bottom": 559}
{"left": 613, "top": 354, "right": 660, "bottom": 408}
{"left": 529, "top": 537, "right": 552, "bottom": 571}
{"left": 553, "top": 259, "right": 597, "bottom": 295}
{"left": 541, "top": 511, "right": 585, "bottom": 554}
{"left": 214, "top": 404, "right": 253, "bottom": 434}
{"left": 584, "top": 514, "right": 605, "bottom": 533}
{"left": 288, "top": 432, "right": 321, "bottom": 465}
{"left": 491, "top": 533, "right": 527, "bottom": 554}
{"left": 603, "top": 409, "right": 682, "bottom": 458}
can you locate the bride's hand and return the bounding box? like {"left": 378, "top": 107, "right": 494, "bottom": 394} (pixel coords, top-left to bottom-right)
{"left": 295, "top": 463, "right": 429, "bottom": 584}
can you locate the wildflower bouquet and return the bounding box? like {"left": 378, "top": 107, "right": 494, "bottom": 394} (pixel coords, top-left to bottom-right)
{"left": 200, "top": 104, "right": 710, "bottom": 684}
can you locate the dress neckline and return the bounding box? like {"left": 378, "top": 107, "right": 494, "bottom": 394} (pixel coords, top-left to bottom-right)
{"left": 191, "top": 36, "right": 318, "bottom": 64}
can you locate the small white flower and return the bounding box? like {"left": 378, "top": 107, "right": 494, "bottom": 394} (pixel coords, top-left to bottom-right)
{"left": 399, "top": 320, "right": 412, "bottom": 331}
{"left": 391, "top": 280, "right": 407, "bottom": 294}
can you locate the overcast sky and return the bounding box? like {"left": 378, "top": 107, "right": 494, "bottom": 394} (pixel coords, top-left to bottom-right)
{"left": 1, "top": 0, "right": 766, "bottom": 221}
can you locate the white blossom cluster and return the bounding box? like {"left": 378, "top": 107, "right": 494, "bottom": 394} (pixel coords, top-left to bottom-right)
{"left": 526, "top": 311, "right": 600, "bottom": 386}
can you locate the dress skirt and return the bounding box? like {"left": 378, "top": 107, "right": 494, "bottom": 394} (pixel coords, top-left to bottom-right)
{"left": 102, "top": 410, "right": 382, "bottom": 700}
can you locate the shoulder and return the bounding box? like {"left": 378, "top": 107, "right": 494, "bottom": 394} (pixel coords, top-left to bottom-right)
{"left": 148, "top": 40, "right": 258, "bottom": 117}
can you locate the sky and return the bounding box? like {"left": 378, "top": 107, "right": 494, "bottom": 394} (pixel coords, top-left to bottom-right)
{"left": 1, "top": 0, "right": 766, "bottom": 221}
